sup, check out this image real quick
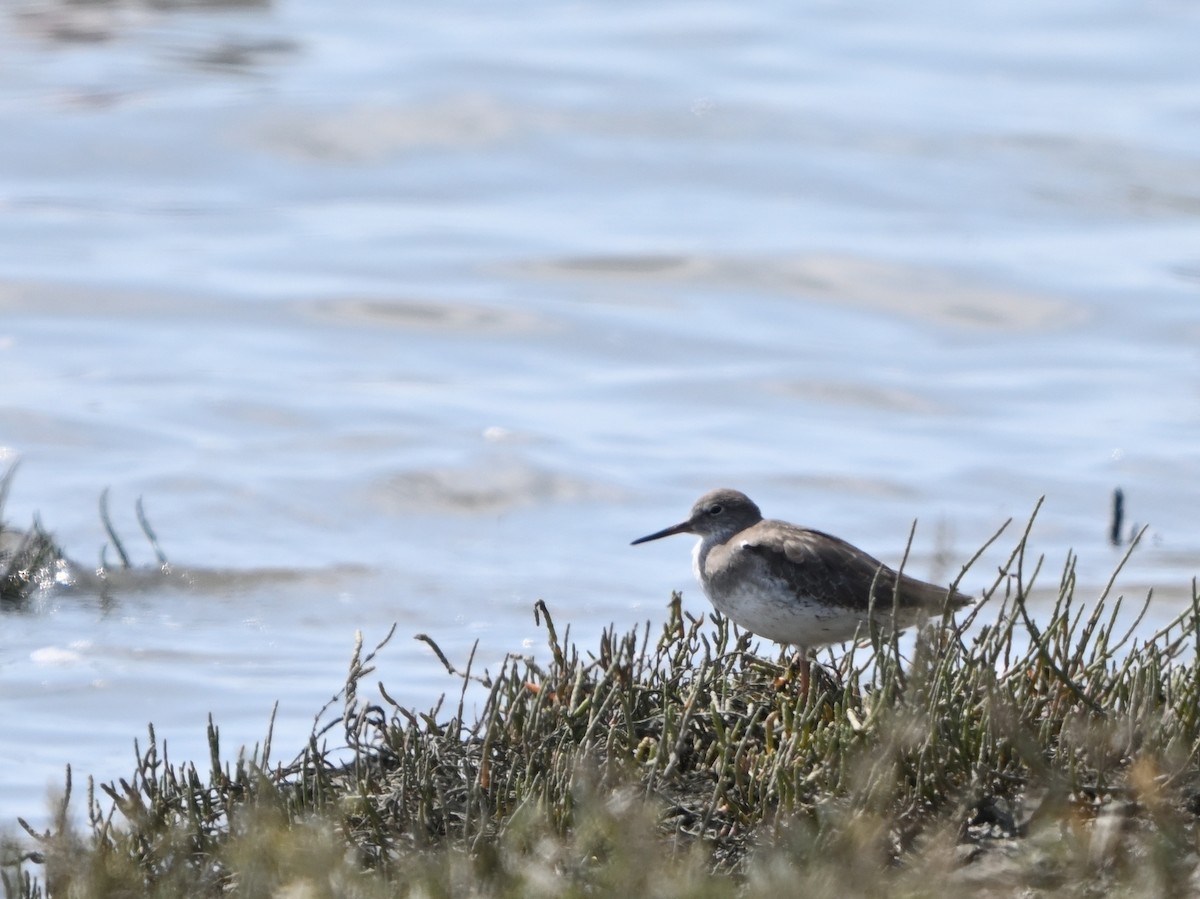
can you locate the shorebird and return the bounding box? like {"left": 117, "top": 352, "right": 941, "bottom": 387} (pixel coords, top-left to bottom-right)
{"left": 631, "top": 488, "right": 970, "bottom": 689}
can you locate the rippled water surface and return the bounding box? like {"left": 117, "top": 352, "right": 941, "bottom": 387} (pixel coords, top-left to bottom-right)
{"left": 2, "top": 0, "right": 1199, "bottom": 827}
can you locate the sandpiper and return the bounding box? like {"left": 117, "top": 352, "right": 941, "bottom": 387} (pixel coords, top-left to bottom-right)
{"left": 632, "top": 488, "right": 970, "bottom": 687}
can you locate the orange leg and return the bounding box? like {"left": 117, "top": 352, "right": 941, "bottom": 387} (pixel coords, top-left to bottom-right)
{"left": 775, "top": 649, "right": 812, "bottom": 695}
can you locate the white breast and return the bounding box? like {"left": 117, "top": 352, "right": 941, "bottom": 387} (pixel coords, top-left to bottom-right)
{"left": 692, "top": 537, "right": 865, "bottom": 647}
{"left": 690, "top": 537, "right": 705, "bottom": 584}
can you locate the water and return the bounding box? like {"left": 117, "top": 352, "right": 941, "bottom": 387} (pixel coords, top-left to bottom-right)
{"left": 2, "top": 0, "right": 1199, "bottom": 830}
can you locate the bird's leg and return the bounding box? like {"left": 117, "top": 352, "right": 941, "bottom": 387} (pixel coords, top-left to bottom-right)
{"left": 775, "top": 647, "right": 812, "bottom": 695}
{"left": 798, "top": 649, "right": 811, "bottom": 698}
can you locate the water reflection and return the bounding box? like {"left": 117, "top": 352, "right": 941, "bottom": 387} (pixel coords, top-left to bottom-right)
{"left": 10, "top": 0, "right": 272, "bottom": 46}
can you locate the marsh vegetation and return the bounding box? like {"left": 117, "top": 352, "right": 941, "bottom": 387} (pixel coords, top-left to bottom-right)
{"left": 4, "top": 505, "right": 1200, "bottom": 897}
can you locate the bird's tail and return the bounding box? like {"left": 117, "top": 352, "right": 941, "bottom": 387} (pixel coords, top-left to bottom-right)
{"left": 891, "top": 571, "right": 972, "bottom": 613}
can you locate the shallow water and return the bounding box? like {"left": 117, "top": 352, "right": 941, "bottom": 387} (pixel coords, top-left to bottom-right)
{"left": 2, "top": 0, "right": 1199, "bottom": 829}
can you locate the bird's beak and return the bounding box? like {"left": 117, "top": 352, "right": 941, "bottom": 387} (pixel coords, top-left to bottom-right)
{"left": 631, "top": 519, "right": 694, "bottom": 545}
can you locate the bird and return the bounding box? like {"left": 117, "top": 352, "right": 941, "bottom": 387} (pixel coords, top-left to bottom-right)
{"left": 631, "top": 488, "right": 971, "bottom": 690}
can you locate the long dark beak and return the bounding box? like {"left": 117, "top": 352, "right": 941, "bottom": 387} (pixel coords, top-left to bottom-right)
{"left": 631, "top": 519, "right": 694, "bottom": 545}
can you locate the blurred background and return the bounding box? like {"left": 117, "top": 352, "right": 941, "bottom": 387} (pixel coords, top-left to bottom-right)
{"left": 2, "top": 0, "right": 1198, "bottom": 826}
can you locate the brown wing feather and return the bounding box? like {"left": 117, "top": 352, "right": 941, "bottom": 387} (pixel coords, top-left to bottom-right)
{"left": 743, "top": 523, "right": 970, "bottom": 615}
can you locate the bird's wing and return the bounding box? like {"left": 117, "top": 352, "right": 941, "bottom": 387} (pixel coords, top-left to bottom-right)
{"left": 737, "top": 526, "right": 891, "bottom": 611}
{"left": 741, "top": 525, "right": 967, "bottom": 613}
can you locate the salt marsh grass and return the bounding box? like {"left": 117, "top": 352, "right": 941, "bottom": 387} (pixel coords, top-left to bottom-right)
{"left": 5, "top": 506, "right": 1200, "bottom": 897}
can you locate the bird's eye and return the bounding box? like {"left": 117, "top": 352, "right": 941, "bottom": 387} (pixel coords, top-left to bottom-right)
{"left": 707, "top": 503, "right": 723, "bottom": 515}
